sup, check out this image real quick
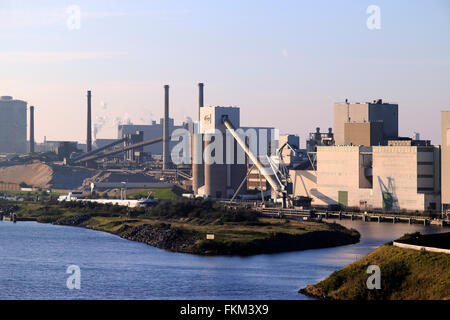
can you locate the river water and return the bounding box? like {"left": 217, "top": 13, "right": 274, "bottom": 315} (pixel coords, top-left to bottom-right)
{"left": 0, "top": 219, "right": 446, "bottom": 299}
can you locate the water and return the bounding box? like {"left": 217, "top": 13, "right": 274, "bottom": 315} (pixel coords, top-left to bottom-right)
{"left": 0, "top": 219, "right": 446, "bottom": 299}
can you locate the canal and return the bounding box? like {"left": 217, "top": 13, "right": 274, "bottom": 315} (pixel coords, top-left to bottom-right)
{"left": 0, "top": 219, "right": 446, "bottom": 299}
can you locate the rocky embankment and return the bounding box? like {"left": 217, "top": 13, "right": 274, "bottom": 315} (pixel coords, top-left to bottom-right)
{"left": 117, "top": 223, "right": 201, "bottom": 252}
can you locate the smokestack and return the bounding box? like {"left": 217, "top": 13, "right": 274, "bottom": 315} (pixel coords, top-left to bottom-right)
{"left": 86, "top": 90, "right": 92, "bottom": 152}
{"left": 29, "top": 106, "right": 35, "bottom": 153}
{"left": 198, "top": 83, "right": 204, "bottom": 121}
{"left": 162, "top": 85, "right": 170, "bottom": 170}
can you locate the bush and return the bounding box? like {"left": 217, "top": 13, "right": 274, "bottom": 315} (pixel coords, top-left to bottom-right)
{"left": 142, "top": 199, "right": 260, "bottom": 224}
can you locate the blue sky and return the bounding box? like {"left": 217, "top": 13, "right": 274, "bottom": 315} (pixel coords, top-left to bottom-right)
{"left": 1, "top": 0, "right": 449, "bottom": 145}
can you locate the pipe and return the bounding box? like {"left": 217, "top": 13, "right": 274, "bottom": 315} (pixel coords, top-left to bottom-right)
{"left": 162, "top": 85, "right": 170, "bottom": 170}
{"left": 72, "top": 138, "right": 127, "bottom": 163}
{"left": 29, "top": 106, "right": 34, "bottom": 153}
{"left": 198, "top": 83, "right": 204, "bottom": 121}
{"left": 86, "top": 90, "right": 92, "bottom": 152}
{"left": 222, "top": 116, "right": 281, "bottom": 193}
{"left": 81, "top": 136, "right": 165, "bottom": 162}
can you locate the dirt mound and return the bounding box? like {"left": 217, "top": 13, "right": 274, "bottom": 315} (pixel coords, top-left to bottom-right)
{"left": 0, "top": 163, "right": 53, "bottom": 188}
{"left": 0, "top": 163, "right": 97, "bottom": 190}
{"left": 0, "top": 163, "right": 159, "bottom": 190}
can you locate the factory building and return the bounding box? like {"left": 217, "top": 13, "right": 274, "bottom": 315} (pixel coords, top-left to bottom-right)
{"left": 123, "top": 131, "right": 144, "bottom": 162}
{"left": 442, "top": 111, "right": 450, "bottom": 212}
{"left": 334, "top": 99, "right": 398, "bottom": 146}
{"left": 278, "top": 134, "right": 302, "bottom": 166}
{"left": 247, "top": 166, "right": 269, "bottom": 191}
{"left": 192, "top": 105, "right": 276, "bottom": 199}
{"left": 306, "top": 127, "right": 334, "bottom": 152}
{"left": 0, "top": 96, "right": 27, "bottom": 154}
{"left": 117, "top": 118, "right": 188, "bottom": 157}
{"left": 93, "top": 139, "right": 117, "bottom": 149}
{"left": 35, "top": 140, "right": 82, "bottom": 159}
{"left": 290, "top": 144, "right": 440, "bottom": 212}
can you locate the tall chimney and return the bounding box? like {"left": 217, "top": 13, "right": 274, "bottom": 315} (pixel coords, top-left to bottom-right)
{"left": 162, "top": 85, "right": 170, "bottom": 170}
{"left": 198, "top": 83, "right": 204, "bottom": 121}
{"left": 86, "top": 90, "right": 92, "bottom": 152}
{"left": 29, "top": 106, "right": 35, "bottom": 153}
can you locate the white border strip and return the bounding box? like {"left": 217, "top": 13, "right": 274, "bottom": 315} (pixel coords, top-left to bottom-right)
{"left": 393, "top": 242, "right": 450, "bottom": 254}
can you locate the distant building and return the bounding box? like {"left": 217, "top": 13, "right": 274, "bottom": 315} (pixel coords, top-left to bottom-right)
{"left": 36, "top": 139, "right": 82, "bottom": 159}
{"left": 0, "top": 96, "right": 27, "bottom": 154}
{"left": 117, "top": 118, "right": 187, "bottom": 155}
{"left": 334, "top": 99, "right": 398, "bottom": 146}
{"left": 306, "top": 127, "right": 334, "bottom": 152}
{"left": 93, "top": 138, "right": 117, "bottom": 149}
{"left": 442, "top": 111, "right": 450, "bottom": 212}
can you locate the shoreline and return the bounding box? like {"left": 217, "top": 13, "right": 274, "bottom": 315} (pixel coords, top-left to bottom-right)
{"left": 298, "top": 239, "right": 450, "bottom": 300}
{"left": 13, "top": 215, "right": 360, "bottom": 256}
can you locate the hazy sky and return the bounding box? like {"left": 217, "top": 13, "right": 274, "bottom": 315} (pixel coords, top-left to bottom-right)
{"left": 1, "top": 0, "right": 449, "bottom": 146}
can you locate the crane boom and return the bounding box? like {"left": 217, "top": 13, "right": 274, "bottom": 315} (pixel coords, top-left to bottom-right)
{"left": 221, "top": 116, "right": 283, "bottom": 194}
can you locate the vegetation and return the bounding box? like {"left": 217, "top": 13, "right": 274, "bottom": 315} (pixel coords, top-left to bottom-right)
{"left": 1, "top": 198, "right": 360, "bottom": 255}
{"left": 299, "top": 241, "right": 450, "bottom": 300}
{"left": 127, "top": 186, "right": 185, "bottom": 200}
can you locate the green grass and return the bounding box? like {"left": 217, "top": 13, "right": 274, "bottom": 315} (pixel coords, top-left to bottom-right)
{"left": 300, "top": 244, "right": 450, "bottom": 300}
{"left": 127, "top": 187, "right": 180, "bottom": 200}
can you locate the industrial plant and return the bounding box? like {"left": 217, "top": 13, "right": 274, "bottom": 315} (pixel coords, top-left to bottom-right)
{"left": 0, "top": 84, "right": 449, "bottom": 215}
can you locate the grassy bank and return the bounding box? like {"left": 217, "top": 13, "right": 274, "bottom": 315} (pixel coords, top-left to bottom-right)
{"left": 299, "top": 240, "right": 450, "bottom": 300}
{"left": 2, "top": 199, "right": 360, "bottom": 255}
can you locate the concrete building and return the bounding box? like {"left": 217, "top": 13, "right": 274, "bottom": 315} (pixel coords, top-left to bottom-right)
{"left": 334, "top": 99, "right": 398, "bottom": 146}
{"left": 192, "top": 106, "right": 276, "bottom": 198}
{"left": 278, "top": 134, "right": 302, "bottom": 166}
{"left": 442, "top": 111, "right": 450, "bottom": 212}
{"left": 344, "top": 122, "right": 384, "bottom": 146}
{"left": 290, "top": 145, "right": 440, "bottom": 212}
{"left": 117, "top": 118, "right": 187, "bottom": 156}
{"left": 0, "top": 96, "right": 27, "bottom": 154}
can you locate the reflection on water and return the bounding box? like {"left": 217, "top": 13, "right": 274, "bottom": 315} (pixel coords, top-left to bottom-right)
{"left": 0, "top": 219, "right": 446, "bottom": 299}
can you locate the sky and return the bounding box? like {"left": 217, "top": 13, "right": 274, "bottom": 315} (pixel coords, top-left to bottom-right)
{"left": 0, "top": 0, "right": 449, "bottom": 147}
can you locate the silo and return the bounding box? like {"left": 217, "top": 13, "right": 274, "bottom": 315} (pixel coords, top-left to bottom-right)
{"left": 29, "top": 106, "right": 35, "bottom": 153}
{"left": 191, "top": 130, "right": 204, "bottom": 194}
{"left": 204, "top": 133, "right": 227, "bottom": 198}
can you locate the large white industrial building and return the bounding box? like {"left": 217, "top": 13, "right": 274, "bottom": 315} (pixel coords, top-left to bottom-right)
{"left": 0, "top": 96, "right": 27, "bottom": 154}
{"left": 290, "top": 144, "right": 440, "bottom": 212}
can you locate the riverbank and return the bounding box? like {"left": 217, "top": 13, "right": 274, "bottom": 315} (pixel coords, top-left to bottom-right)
{"left": 3, "top": 200, "right": 360, "bottom": 256}
{"left": 299, "top": 234, "right": 450, "bottom": 300}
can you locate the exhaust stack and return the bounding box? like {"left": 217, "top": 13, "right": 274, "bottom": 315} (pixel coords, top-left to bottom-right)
{"left": 162, "top": 85, "right": 170, "bottom": 170}
{"left": 198, "top": 83, "right": 204, "bottom": 121}
{"left": 29, "top": 106, "right": 35, "bottom": 153}
{"left": 86, "top": 90, "right": 92, "bottom": 152}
